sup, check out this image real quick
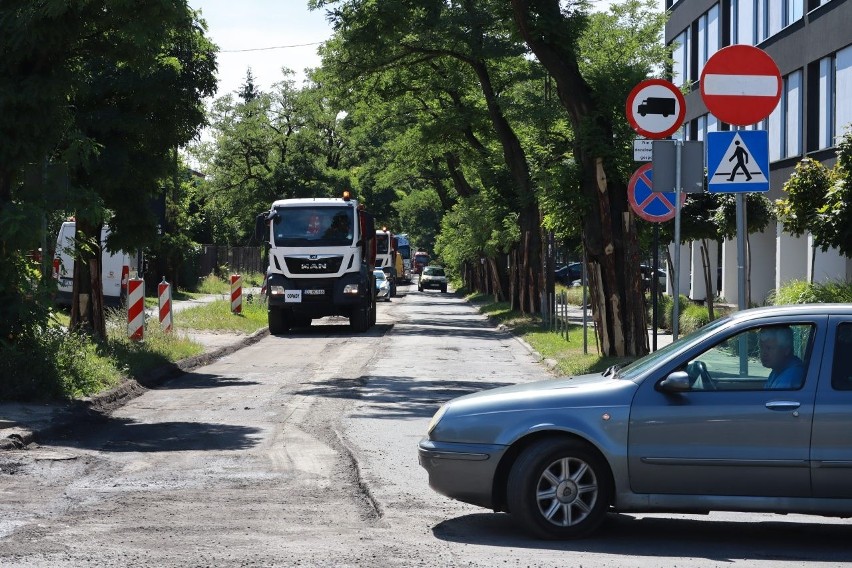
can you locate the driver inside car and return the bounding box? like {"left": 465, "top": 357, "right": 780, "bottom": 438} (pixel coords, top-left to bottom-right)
{"left": 759, "top": 326, "right": 805, "bottom": 389}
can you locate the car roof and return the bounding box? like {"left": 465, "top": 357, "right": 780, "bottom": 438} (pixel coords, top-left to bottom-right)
{"left": 727, "top": 303, "right": 852, "bottom": 322}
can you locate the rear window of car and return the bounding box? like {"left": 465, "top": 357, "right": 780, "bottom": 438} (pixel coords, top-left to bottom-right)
{"left": 832, "top": 323, "right": 852, "bottom": 390}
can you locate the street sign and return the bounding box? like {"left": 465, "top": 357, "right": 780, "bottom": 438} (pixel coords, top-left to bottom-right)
{"left": 628, "top": 164, "right": 686, "bottom": 222}
{"left": 700, "top": 45, "right": 782, "bottom": 126}
{"left": 707, "top": 130, "right": 770, "bottom": 192}
{"left": 633, "top": 139, "right": 652, "bottom": 162}
{"left": 651, "top": 140, "right": 705, "bottom": 193}
{"left": 626, "top": 79, "right": 686, "bottom": 139}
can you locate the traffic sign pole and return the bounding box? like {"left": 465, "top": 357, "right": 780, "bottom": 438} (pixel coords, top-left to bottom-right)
{"left": 673, "top": 140, "right": 682, "bottom": 341}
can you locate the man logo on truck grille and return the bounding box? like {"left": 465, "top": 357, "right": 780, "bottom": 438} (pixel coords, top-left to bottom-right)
{"left": 301, "top": 263, "right": 327, "bottom": 270}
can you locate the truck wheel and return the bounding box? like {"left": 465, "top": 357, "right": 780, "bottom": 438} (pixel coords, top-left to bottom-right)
{"left": 268, "top": 307, "right": 290, "bottom": 335}
{"left": 350, "top": 303, "right": 369, "bottom": 332}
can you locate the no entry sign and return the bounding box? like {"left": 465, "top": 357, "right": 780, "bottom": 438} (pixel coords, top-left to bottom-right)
{"left": 626, "top": 79, "right": 686, "bottom": 139}
{"left": 628, "top": 164, "right": 685, "bottom": 223}
{"left": 700, "top": 45, "right": 781, "bottom": 126}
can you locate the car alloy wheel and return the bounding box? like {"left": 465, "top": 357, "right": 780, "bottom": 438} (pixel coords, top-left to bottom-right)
{"left": 507, "top": 438, "right": 611, "bottom": 539}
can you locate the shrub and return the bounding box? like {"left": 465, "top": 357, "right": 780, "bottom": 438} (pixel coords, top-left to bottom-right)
{"left": 680, "top": 303, "right": 712, "bottom": 334}
{"left": 770, "top": 279, "right": 852, "bottom": 305}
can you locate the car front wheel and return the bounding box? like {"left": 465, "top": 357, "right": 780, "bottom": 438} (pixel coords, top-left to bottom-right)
{"left": 507, "top": 438, "right": 611, "bottom": 540}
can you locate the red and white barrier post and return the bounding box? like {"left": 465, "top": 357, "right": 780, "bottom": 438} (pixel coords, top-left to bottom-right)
{"left": 158, "top": 277, "right": 172, "bottom": 333}
{"left": 127, "top": 278, "right": 145, "bottom": 341}
{"left": 230, "top": 274, "right": 243, "bottom": 314}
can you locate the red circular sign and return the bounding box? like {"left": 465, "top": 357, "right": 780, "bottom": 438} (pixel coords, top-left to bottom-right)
{"left": 700, "top": 45, "right": 781, "bottom": 126}
{"left": 628, "top": 164, "right": 686, "bottom": 223}
{"left": 625, "top": 79, "right": 686, "bottom": 139}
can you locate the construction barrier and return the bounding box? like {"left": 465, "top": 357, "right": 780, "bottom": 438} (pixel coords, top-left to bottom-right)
{"left": 158, "top": 278, "right": 172, "bottom": 333}
{"left": 230, "top": 274, "right": 242, "bottom": 314}
{"left": 127, "top": 278, "right": 145, "bottom": 341}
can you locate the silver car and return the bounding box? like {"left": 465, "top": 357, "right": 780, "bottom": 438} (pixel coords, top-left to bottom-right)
{"left": 419, "top": 304, "right": 852, "bottom": 539}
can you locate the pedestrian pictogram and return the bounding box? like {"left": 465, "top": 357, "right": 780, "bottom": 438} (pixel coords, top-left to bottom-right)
{"left": 625, "top": 79, "right": 686, "bottom": 139}
{"left": 628, "top": 164, "right": 686, "bottom": 222}
{"left": 707, "top": 130, "right": 769, "bottom": 193}
{"left": 700, "top": 45, "right": 781, "bottom": 126}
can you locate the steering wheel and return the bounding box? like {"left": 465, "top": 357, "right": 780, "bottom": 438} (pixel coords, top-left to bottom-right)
{"left": 687, "top": 360, "right": 717, "bottom": 391}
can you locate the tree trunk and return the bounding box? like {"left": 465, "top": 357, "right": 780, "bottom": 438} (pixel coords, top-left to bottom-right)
{"left": 69, "top": 218, "right": 107, "bottom": 338}
{"left": 700, "top": 238, "right": 715, "bottom": 320}
{"left": 509, "top": 0, "right": 647, "bottom": 356}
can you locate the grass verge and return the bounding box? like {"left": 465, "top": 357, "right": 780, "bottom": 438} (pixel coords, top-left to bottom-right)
{"left": 467, "top": 292, "right": 637, "bottom": 377}
{"left": 1, "top": 297, "right": 268, "bottom": 402}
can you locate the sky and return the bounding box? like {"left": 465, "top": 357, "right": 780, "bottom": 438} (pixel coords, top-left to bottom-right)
{"left": 188, "top": 0, "right": 335, "bottom": 98}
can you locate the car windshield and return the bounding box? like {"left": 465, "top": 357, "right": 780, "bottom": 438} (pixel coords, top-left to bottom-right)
{"left": 373, "top": 270, "right": 386, "bottom": 280}
{"left": 616, "top": 315, "right": 733, "bottom": 380}
{"left": 271, "top": 205, "right": 354, "bottom": 247}
{"left": 424, "top": 267, "right": 444, "bottom": 276}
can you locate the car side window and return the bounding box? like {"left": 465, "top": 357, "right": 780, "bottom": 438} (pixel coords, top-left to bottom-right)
{"left": 831, "top": 323, "right": 852, "bottom": 391}
{"left": 684, "top": 324, "right": 814, "bottom": 392}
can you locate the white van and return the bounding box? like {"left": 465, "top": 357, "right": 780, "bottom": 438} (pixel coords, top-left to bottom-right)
{"left": 52, "top": 221, "right": 135, "bottom": 307}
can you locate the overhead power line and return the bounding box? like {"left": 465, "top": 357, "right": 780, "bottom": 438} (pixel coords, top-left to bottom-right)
{"left": 220, "top": 41, "right": 323, "bottom": 53}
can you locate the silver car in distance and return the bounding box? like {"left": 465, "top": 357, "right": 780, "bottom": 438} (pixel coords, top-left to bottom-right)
{"left": 419, "top": 304, "right": 852, "bottom": 539}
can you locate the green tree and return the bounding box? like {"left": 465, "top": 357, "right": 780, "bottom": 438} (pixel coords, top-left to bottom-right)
{"left": 313, "top": 0, "right": 548, "bottom": 314}
{"left": 509, "top": 0, "right": 669, "bottom": 356}
{"left": 776, "top": 130, "right": 852, "bottom": 262}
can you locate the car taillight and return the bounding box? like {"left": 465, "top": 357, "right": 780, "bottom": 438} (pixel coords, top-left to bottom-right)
{"left": 52, "top": 258, "right": 60, "bottom": 279}
{"left": 121, "top": 265, "right": 129, "bottom": 291}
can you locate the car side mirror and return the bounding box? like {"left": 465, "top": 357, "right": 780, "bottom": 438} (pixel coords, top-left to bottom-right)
{"left": 658, "top": 371, "right": 691, "bottom": 393}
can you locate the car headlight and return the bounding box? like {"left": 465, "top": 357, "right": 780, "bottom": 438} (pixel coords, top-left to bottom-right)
{"left": 426, "top": 403, "right": 449, "bottom": 438}
{"left": 270, "top": 285, "right": 285, "bottom": 295}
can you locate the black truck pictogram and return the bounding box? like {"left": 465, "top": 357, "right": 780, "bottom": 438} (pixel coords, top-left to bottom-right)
{"left": 638, "top": 97, "right": 676, "bottom": 117}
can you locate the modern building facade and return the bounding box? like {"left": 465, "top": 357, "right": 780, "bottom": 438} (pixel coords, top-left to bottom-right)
{"left": 664, "top": 0, "right": 852, "bottom": 304}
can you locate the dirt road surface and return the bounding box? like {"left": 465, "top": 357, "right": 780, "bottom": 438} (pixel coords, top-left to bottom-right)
{"left": 2, "top": 284, "right": 851, "bottom": 567}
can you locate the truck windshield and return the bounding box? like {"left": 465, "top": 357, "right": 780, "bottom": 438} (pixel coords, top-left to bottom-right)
{"left": 376, "top": 234, "right": 390, "bottom": 254}
{"left": 272, "top": 205, "right": 354, "bottom": 247}
{"left": 398, "top": 244, "right": 410, "bottom": 259}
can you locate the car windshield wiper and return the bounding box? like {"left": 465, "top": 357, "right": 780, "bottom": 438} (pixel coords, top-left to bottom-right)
{"left": 603, "top": 364, "right": 622, "bottom": 378}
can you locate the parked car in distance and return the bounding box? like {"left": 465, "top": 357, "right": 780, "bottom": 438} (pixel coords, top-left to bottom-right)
{"left": 373, "top": 269, "right": 391, "bottom": 301}
{"left": 640, "top": 263, "right": 667, "bottom": 293}
{"left": 419, "top": 303, "right": 852, "bottom": 539}
{"left": 554, "top": 262, "right": 583, "bottom": 286}
{"left": 418, "top": 265, "right": 447, "bottom": 293}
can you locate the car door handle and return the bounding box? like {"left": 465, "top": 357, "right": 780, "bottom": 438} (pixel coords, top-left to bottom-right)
{"left": 765, "top": 400, "right": 801, "bottom": 411}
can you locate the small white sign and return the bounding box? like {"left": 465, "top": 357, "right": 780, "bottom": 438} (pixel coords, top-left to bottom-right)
{"left": 284, "top": 290, "right": 302, "bottom": 303}
{"left": 633, "top": 139, "right": 652, "bottom": 162}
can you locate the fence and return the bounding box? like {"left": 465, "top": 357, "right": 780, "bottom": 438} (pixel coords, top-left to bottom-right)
{"left": 198, "top": 246, "right": 263, "bottom": 277}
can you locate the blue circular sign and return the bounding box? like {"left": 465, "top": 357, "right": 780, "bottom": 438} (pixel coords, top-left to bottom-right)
{"left": 628, "top": 164, "right": 685, "bottom": 223}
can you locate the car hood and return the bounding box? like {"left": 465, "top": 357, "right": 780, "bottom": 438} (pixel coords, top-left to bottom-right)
{"left": 431, "top": 372, "right": 637, "bottom": 445}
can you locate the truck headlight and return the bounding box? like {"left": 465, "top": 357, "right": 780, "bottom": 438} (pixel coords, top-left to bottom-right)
{"left": 343, "top": 284, "right": 359, "bottom": 295}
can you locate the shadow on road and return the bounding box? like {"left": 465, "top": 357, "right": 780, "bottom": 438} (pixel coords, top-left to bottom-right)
{"left": 294, "top": 376, "right": 512, "bottom": 420}
{"left": 42, "top": 417, "right": 262, "bottom": 453}
{"left": 432, "top": 512, "right": 852, "bottom": 562}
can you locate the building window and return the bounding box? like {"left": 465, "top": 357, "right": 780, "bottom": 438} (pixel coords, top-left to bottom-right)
{"left": 837, "top": 45, "right": 852, "bottom": 140}
{"left": 785, "top": 70, "right": 803, "bottom": 157}
{"left": 818, "top": 56, "right": 835, "bottom": 150}
{"left": 785, "top": 0, "right": 804, "bottom": 24}
{"left": 732, "top": 0, "right": 756, "bottom": 45}
{"left": 672, "top": 28, "right": 691, "bottom": 87}
{"left": 698, "top": 4, "right": 721, "bottom": 76}
{"left": 768, "top": 71, "right": 803, "bottom": 161}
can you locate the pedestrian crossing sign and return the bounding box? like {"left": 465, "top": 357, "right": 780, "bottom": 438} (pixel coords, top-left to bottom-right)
{"left": 707, "top": 130, "right": 769, "bottom": 193}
